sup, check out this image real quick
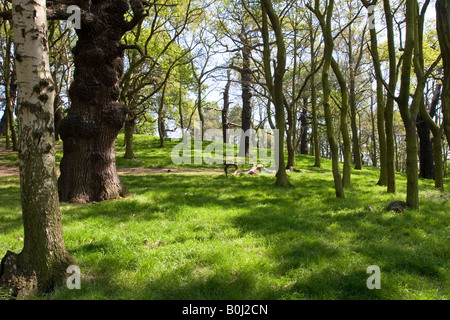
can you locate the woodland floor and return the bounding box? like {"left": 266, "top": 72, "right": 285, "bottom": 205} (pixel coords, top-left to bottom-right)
{"left": 1, "top": 135, "right": 449, "bottom": 300}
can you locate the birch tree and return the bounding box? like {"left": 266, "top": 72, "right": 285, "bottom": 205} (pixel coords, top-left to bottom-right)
{"left": 0, "top": 0, "right": 74, "bottom": 297}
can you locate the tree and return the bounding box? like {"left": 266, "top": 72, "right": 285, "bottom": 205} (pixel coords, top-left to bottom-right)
{"left": 54, "top": 0, "right": 150, "bottom": 203}
{"left": 337, "top": 0, "right": 367, "bottom": 170}
{"left": 47, "top": 21, "right": 76, "bottom": 142}
{"left": 308, "top": 0, "right": 345, "bottom": 198}
{"left": 222, "top": 69, "right": 232, "bottom": 144}
{"left": 436, "top": 0, "right": 450, "bottom": 144}
{"left": 120, "top": 0, "right": 200, "bottom": 158}
{"left": 260, "top": 0, "right": 292, "bottom": 188}
{"left": 0, "top": 1, "right": 18, "bottom": 151}
{"left": 331, "top": 57, "right": 352, "bottom": 188}
{"left": 308, "top": 12, "right": 321, "bottom": 168}
{"left": 215, "top": 0, "right": 260, "bottom": 158}
{"left": 396, "top": 0, "right": 441, "bottom": 208}
{"left": 382, "top": 0, "right": 399, "bottom": 193}
{"left": 0, "top": 0, "right": 74, "bottom": 297}
{"left": 362, "top": 0, "right": 388, "bottom": 187}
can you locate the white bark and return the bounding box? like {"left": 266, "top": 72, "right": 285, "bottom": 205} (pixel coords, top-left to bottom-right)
{"left": 12, "top": 0, "right": 67, "bottom": 273}
{"left": 13, "top": 0, "right": 57, "bottom": 188}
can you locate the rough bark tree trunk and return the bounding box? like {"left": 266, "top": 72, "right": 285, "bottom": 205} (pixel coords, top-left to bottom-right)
{"left": 0, "top": 0, "right": 75, "bottom": 297}
{"left": 436, "top": 0, "right": 450, "bottom": 144}
{"left": 58, "top": 0, "right": 133, "bottom": 203}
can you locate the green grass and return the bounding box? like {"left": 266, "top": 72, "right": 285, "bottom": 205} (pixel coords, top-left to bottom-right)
{"left": 0, "top": 135, "right": 449, "bottom": 300}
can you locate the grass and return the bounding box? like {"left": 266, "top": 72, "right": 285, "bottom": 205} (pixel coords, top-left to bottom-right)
{"left": 0, "top": 135, "right": 449, "bottom": 300}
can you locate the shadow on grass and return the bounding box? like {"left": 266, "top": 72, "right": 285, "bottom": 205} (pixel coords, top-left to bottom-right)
{"left": 1, "top": 169, "right": 449, "bottom": 300}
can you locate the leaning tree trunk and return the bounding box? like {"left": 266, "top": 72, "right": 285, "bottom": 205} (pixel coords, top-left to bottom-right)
{"left": 0, "top": 0, "right": 74, "bottom": 297}
{"left": 331, "top": 58, "right": 352, "bottom": 188}
{"left": 261, "top": 0, "right": 292, "bottom": 188}
{"left": 313, "top": 0, "right": 345, "bottom": 198}
{"left": 58, "top": 0, "right": 132, "bottom": 203}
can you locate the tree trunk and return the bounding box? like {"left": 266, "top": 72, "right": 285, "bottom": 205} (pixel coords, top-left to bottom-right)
{"left": 158, "top": 84, "right": 167, "bottom": 148}
{"left": 370, "top": 94, "right": 377, "bottom": 167}
{"left": 397, "top": 0, "right": 419, "bottom": 209}
{"left": 331, "top": 57, "right": 352, "bottom": 188}
{"left": 124, "top": 117, "right": 136, "bottom": 159}
{"left": 311, "top": 0, "right": 345, "bottom": 198}
{"left": 416, "top": 111, "right": 434, "bottom": 179}
{"left": 9, "top": 73, "right": 18, "bottom": 151}
{"left": 54, "top": 94, "right": 65, "bottom": 142}
{"left": 1, "top": 0, "right": 75, "bottom": 297}
{"left": 349, "top": 84, "right": 361, "bottom": 170}
{"left": 309, "top": 16, "right": 321, "bottom": 168}
{"left": 239, "top": 31, "right": 253, "bottom": 158}
{"left": 0, "top": 111, "right": 7, "bottom": 136}
{"left": 58, "top": 0, "right": 131, "bottom": 204}
{"left": 348, "top": 23, "right": 362, "bottom": 170}
{"left": 261, "top": 0, "right": 292, "bottom": 188}
{"left": 403, "top": 118, "right": 420, "bottom": 208}
{"left": 286, "top": 22, "right": 298, "bottom": 169}
{"left": 383, "top": 0, "right": 397, "bottom": 194}
{"left": 299, "top": 100, "right": 309, "bottom": 155}
{"left": 364, "top": 0, "right": 388, "bottom": 187}
{"left": 178, "top": 82, "right": 185, "bottom": 139}
{"left": 419, "top": 84, "right": 444, "bottom": 190}
{"left": 285, "top": 99, "right": 295, "bottom": 168}
{"left": 3, "top": 29, "right": 13, "bottom": 150}
{"left": 436, "top": 0, "right": 450, "bottom": 144}
{"left": 222, "top": 70, "right": 231, "bottom": 144}
{"left": 197, "top": 83, "right": 205, "bottom": 140}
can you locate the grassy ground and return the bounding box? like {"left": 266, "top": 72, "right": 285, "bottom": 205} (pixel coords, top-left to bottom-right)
{"left": 0, "top": 135, "right": 449, "bottom": 300}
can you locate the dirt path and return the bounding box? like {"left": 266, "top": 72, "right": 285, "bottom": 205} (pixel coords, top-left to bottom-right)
{"left": 0, "top": 147, "right": 224, "bottom": 177}
{"left": 1, "top": 163, "right": 223, "bottom": 178}
{"left": 0, "top": 166, "right": 223, "bottom": 177}
{"left": 0, "top": 165, "right": 223, "bottom": 177}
